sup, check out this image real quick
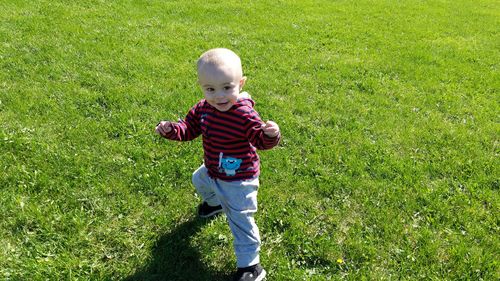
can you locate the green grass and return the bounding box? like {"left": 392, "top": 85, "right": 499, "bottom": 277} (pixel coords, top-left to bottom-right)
{"left": 1, "top": 0, "right": 499, "bottom": 280}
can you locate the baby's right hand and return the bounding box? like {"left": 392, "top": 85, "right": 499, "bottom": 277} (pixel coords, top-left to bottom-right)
{"left": 155, "top": 121, "right": 172, "bottom": 137}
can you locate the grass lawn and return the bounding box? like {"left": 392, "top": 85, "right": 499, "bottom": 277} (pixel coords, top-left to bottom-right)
{"left": 1, "top": 0, "right": 498, "bottom": 280}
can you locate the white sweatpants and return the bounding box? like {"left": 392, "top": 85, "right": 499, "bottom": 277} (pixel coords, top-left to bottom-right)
{"left": 192, "top": 164, "right": 261, "bottom": 268}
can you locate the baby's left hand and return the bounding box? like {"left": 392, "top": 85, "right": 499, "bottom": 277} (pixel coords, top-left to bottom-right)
{"left": 262, "top": 121, "right": 280, "bottom": 138}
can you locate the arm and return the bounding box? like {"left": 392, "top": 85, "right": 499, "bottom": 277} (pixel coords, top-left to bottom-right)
{"left": 244, "top": 111, "right": 281, "bottom": 150}
{"left": 155, "top": 104, "right": 201, "bottom": 141}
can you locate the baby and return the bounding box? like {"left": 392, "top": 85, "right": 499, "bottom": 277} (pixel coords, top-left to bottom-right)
{"left": 156, "top": 48, "right": 280, "bottom": 281}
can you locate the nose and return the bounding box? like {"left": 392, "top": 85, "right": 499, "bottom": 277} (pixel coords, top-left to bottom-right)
{"left": 215, "top": 90, "right": 225, "bottom": 99}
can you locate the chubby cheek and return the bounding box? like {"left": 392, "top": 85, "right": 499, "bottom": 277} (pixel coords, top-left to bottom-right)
{"left": 204, "top": 96, "right": 218, "bottom": 106}
{"left": 228, "top": 92, "right": 240, "bottom": 102}
{"left": 204, "top": 96, "right": 214, "bottom": 104}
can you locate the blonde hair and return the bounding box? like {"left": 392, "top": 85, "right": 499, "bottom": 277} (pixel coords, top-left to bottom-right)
{"left": 197, "top": 48, "right": 243, "bottom": 77}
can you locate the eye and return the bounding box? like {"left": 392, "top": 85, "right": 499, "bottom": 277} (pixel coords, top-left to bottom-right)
{"left": 206, "top": 87, "right": 215, "bottom": 92}
{"left": 224, "top": 86, "right": 233, "bottom": 91}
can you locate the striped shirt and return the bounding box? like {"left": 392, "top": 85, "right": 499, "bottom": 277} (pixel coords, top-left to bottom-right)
{"left": 163, "top": 96, "right": 280, "bottom": 181}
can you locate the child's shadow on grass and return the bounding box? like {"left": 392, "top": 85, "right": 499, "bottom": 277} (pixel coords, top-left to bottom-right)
{"left": 125, "top": 217, "right": 230, "bottom": 281}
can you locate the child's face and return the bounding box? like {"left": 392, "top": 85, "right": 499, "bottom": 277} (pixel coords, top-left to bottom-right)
{"left": 198, "top": 64, "right": 246, "bottom": 112}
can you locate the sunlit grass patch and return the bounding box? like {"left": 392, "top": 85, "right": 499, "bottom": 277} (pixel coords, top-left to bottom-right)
{"left": 1, "top": 0, "right": 498, "bottom": 280}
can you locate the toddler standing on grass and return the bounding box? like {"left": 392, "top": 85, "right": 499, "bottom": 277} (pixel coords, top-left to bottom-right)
{"left": 155, "top": 48, "right": 280, "bottom": 281}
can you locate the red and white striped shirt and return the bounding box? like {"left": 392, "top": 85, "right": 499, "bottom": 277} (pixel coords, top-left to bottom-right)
{"left": 163, "top": 96, "right": 280, "bottom": 181}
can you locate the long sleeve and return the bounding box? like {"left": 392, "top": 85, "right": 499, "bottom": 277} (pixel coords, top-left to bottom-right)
{"left": 243, "top": 109, "right": 281, "bottom": 150}
{"left": 163, "top": 103, "right": 202, "bottom": 141}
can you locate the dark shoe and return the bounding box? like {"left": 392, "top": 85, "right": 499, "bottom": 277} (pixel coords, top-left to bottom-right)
{"left": 233, "top": 263, "right": 266, "bottom": 281}
{"left": 197, "top": 202, "right": 223, "bottom": 218}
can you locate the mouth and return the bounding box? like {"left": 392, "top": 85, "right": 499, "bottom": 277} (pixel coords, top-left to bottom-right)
{"left": 216, "top": 102, "right": 230, "bottom": 106}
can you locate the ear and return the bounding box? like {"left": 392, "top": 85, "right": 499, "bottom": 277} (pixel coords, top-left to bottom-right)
{"left": 239, "top": 76, "right": 247, "bottom": 90}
